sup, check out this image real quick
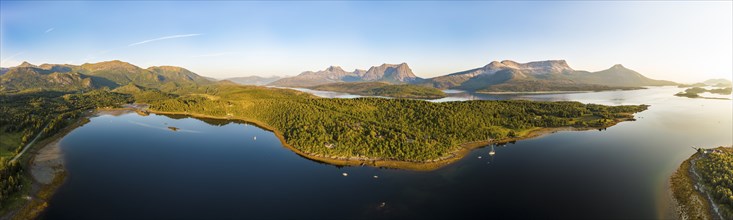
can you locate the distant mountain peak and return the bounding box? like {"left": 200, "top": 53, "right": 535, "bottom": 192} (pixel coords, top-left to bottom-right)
{"left": 362, "top": 62, "right": 418, "bottom": 82}
{"left": 425, "top": 59, "right": 676, "bottom": 90}
{"left": 18, "top": 61, "right": 36, "bottom": 68}
{"left": 148, "top": 65, "right": 192, "bottom": 73}
{"left": 269, "top": 62, "right": 420, "bottom": 87}
{"left": 82, "top": 60, "right": 141, "bottom": 71}
{"left": 326, "top": 66, "right": 345, "bottom": 72}
{"left": 479, "top": 60, "right": 573, "bottom": 75}
{"left": 611, "top": 64, "right": 625, "bottom": 69}
{"left": 98, "top": 60, "right": 132, "bottom": 65}
{"left": 500, "top": 60, "right": 520, "bottom": 66}
{"left": 487, "top": 61, "right": 502, "bottom": 66}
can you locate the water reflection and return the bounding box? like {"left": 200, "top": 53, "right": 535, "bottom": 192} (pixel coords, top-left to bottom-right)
{"left": 41, "top": 86, "right": 731, "bottom": 220}
{"left": 290, "top": 85, "right": 732, "bottom": 105}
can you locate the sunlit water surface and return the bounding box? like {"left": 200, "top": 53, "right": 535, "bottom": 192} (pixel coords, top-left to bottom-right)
{"left": 41, "top": 87, "right": 732, "bottom": 219}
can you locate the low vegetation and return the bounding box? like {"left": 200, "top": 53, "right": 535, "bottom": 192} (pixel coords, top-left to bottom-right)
{"left": 694, "top": 147, "right": 733, "bottom": 218}
{"left": 310, "top": 82, "right": 446, "bottom": 99}
{"left": 671, "top": 152, "right": 713, "bottom": 220}
{"left": 671, "top": 147, "right": 733, "bottom": 220}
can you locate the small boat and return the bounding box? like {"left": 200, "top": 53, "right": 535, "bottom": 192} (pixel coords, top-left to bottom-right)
{"left": 489, "top": 145, "right": 496, "bottom": 156}
{"left": 342, "top": 172, "right": 348, "bottom": 177}
{"left": 253, "top": 136, "right": 257, "bottom": 140}
{"left": 373, "top": 175, "right": 379, "bottom": 179}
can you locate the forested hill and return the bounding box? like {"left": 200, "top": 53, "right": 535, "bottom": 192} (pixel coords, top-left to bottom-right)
{"left": 0, "top": 60, "right": 213, "bottom": 93}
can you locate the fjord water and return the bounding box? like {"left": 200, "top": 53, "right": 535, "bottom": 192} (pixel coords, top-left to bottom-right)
{"left": 41, "top": 87, "right": 732, "bottom": 219}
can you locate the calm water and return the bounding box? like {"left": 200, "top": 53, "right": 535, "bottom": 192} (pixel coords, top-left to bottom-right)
{"left": 41, "top": 87, "right": 732, "bottom": 219}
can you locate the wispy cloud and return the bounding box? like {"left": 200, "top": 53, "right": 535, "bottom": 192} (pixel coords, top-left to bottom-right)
{"left": 0, "top": 52, "right": 25, "bottom": 66}
{"left": 191, "top": 52, "right": 238, "bottom": 58}
{"left": 128, "top": 34, "right": 201, "bottom": 47}
{"left": 44, "top": 27, "right": 55, "bottom": 33}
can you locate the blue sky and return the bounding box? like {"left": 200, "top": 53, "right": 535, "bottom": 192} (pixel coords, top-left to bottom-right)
{"left": 1, "top": 1, "right": 731, "bottom": 82}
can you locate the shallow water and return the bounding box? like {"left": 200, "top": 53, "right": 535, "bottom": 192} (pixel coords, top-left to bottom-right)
{"left": 41, "top": 86, "right": 732, "bottom": 219}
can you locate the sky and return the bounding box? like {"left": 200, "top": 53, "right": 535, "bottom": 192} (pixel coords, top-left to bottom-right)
{"left": 1, "top": 1, "right": 731, "bottom": 83}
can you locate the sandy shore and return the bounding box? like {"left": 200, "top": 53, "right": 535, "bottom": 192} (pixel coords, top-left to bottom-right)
{"left": 30, "top": 138, "right": 64, "bottom": 185}
{"left": 1, "top": 110, "right": 96, "bottom": 219}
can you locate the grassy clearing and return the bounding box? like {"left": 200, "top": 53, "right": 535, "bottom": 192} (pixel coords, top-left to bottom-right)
{"left": 0, "top": 127, "right": 22, "bottom": 160}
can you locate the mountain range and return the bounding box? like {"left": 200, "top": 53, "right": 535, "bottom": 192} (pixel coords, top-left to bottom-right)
{"left": 1, "top": 59, "right": 677, "bottom": 93}
{"left": 269, "top": 63, "right": 420, "bottom": 87}
{"left": 270, "top": 60, "right": 675, "bottom": 92}
{"left": 0, "top": 60, "right": 212, "bottom": 92}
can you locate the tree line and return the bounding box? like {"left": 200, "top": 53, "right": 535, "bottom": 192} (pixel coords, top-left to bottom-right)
{"left": 0, "top": 90, "right": 131, "bottom": 208}
{"left": 695, "top": 147, "right": 733, "bottom": 219}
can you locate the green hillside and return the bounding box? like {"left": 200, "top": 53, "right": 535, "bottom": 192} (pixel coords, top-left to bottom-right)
{"left": 0, "top": 60, "right": 213, "bottom": 93}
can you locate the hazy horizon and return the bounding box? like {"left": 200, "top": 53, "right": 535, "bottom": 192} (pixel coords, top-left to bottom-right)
{"left": 1, "top": 1, "right": 731, "bottom": 83}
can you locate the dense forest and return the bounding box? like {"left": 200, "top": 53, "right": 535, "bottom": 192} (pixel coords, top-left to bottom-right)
{"left": 149, "top": 85, "right": 647, "bottom": 162}
{"left": 0, "top": 90, "right": 130, "bottom": 209}
{"left": 695, "top": 147, "right": 733, "bottom": 219}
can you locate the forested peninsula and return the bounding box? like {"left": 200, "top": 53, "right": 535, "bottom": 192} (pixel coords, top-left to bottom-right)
{"left": 146, "top": 84, "right": 647, "bottom": 168}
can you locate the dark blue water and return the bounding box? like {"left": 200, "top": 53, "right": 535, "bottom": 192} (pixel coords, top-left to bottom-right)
{"left": 41, "top": 87, "right": 732, "bottom": 219}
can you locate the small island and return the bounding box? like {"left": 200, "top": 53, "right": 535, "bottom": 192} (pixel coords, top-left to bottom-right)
{"left": 670, "top": 146, "right": 733, "bottom": 220}
{"left": 309, "top": 82, "right": 447, "bottom": 99}
{"left": 675, "top": 87, "right": 732, "bottom": 99}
